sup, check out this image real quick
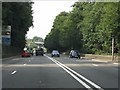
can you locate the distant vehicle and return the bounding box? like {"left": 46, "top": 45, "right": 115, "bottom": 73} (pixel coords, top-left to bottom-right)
{"left": 29, "top": 50, "right": 33, "bottom": 56}
{"left": 21, "top": 51, "right": 31, "bottom": 57}
{"left": 51, "top": 50, "right": 60, "bottom": 57}
{"left": 36, "top": 48, "right": 44, "bottom": 56}
{"left": 69, "top": 50, "right": 80, "bottom": 59}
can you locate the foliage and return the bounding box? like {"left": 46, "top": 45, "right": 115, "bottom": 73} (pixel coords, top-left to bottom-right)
{"left": 2, "top": 2, "right": 33, "bottom": 51}
{"left": 45, "top": 2, "right": 120, "bottom": 54}
{"left": 32, "top": 36, "right": 44, "bottom": 42}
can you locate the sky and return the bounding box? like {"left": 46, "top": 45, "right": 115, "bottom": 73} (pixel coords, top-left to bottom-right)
{"left": 26, "top": 0, "right": 78, "bottom": 39}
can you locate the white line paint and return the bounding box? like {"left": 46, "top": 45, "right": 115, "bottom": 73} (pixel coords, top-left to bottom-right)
{"left": 113, "top": 63, "right": 118, "bottom": 65}
{"left": 12, "top": 58, "right": 19, "bottom": 61}
{"left": 45, "top": 55, "right": 92, "bottom": 89}
{"left": 54, "top": 60, "right": 103, "bottom": 89}
{"left": 11, "top": 71, "right": 17, "bottom": 75}
{"left": 92, "top": 64, "right": 99, "bottom": 66}
{"left": 24, "top": 64, "right": 27, "bottom": 65}
{"left": 92, "top": 59, "right": 108, "bottom": 63}
{"left": 45, "top": 55, "right": 103, "bottom": 90}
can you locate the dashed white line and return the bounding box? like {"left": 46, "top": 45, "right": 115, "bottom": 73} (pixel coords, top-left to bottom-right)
{"left": 92, "top": 64, "right": 99, "bottom": 66}
{"left": 113, "top": 63, "right": 118, "bottom": 65}
{"left": 11, "top": 71, "right": 17, "bottom": 75}
{"left": 92, "top": 59, "right": 108, "bottom": 63}
{"left": 12, "top": 58, "right": 19, "bottom": 61}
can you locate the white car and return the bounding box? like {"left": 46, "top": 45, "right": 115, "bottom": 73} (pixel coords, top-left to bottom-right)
{"left": 51, "top": 50, "right": 60, "bottom": 57}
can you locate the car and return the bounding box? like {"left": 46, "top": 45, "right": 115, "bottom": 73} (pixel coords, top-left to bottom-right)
{"left": 51, "top": 50, "right": 60, "bottom": 57}
{"left": 69, "top": 50, "right": 80, "bottom": 59}
{"left": 36, "top": 48, "right": 44, "bottom": 56}
{"left": 28, "top": 50, "right": 34, "bottom": 56}
{"left": 21, "top": 51, "right": 31, "bottom": 57}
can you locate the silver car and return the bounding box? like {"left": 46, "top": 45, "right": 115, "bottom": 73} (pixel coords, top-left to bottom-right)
{"left": 69, "top": 50, "right": 80, "bottom": 58}
{"left": 51, "top": 50, "right": 60, "bottom": 57}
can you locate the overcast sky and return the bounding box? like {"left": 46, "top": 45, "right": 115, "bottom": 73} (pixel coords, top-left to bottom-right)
{"left": 26, "top": 1, "right": 78, "bottom": 39}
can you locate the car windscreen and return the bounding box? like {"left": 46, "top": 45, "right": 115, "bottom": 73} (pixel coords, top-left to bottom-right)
{"left": 52, "top": 50, "right": 59, "bottom": 54}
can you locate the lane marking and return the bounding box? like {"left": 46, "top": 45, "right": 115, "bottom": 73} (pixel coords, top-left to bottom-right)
{"left": 92, "top": 59, "right": 108, "bottom": 63}
{"left": 54, "top": 59, "right": 102, "bottom": 89}
{"left": 24, "top": 64, "right": 27, "bottom": 65}
{"left": 45, "top": 55, "right": 103, "bottom": 90}
{"left": 45, "top": 55, "right": 92, "bottom": 89}
{"left": 113, "top": 63, "right": 118, "bottom": 65}
{"left": 92, "top": 64, "right": 99, "bottom": 66}
{"left": 11, "top": 71, "right": 17, "bottom": 75}
{"left": 12, "top": 58, "right": 19, "bottom": 61}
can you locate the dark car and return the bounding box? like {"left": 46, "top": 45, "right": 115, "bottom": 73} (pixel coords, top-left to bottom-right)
{"left": 51, "top": 50, "right": 60, "bottom": 57}
{"left": 21, "top": 51, "right": 31, "bottom": 57}
{"left": 36, "top": 48, "right": 44, "bottom": 56}
{"left": 69, "top": 50, "right": 80, "bottom": 59}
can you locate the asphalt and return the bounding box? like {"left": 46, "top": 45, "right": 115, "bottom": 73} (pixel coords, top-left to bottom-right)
{"left": 2, "top": 54, "right": 119, "bottom": 89}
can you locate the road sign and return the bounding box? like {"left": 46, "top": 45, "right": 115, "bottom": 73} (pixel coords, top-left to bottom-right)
{"left": 2, "top": 36, "right": 11, "bottom": 45}
{"left": 2, "top": 26, "right": 11, "bottom": 45}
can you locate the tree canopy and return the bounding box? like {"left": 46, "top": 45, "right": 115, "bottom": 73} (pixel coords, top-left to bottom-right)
{"left": 44, "top": 2, "right": 120, "bottom": 54}
{"left": 2, "top": 2, "right": 33, "bottom": 50}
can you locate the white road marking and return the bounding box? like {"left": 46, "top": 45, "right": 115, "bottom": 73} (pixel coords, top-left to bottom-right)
{"left": 92, "top": 64, "right": 99, "bottom": 66}
{"left": 24, "top": 64, "right": 26, "bottom": 65}
{"left": 12, "top": 58, "right": 19, "bottom": 61}
{"left": 11, "top": 71, "right": 17, "bottom": 75}
{"left": 45, "top": 55, "right": 103, "bottom": 90}
{"left": 113, "top": 63, "right": 118, "bottom": 65}
{"left": 55, "top": 60, "right": 102, "bottom": 89}
{"left": 45, "top": 55, "right": 92, "bottom": 89}
{"left": 92, "top": 59, "right": 108, "bottom": 63}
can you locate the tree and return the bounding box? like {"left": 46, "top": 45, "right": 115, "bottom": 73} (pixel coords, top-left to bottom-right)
{"left": 2, "top": 2, "right": 33, "bottom": 51}
{"left": 32, "top": 36, "right": 44, "bottom": 42}
{"left": 45, "top": 2, "right": 120, "bottom": 54}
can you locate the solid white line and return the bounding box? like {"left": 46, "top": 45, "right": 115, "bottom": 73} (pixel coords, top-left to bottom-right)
{"left": 45, "top": 55, "right": 103, "bottom": 90}
{"left": 92, "top": 64, "right": 99, "bottom": 66}
{"left": 45, "top": 55, "right": 92, "bottom": 89}
{"left": 11, "top": 71, "right": 17, "bottom": 75}
{"left": 54, "top": 60, "right": 103, "bottom": 89}
{"left": 24, "top": 64, "right": 26, "bottom": 65}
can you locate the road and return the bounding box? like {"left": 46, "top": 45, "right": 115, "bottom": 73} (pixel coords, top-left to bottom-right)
{"left": 2, "top": 54, "right": 119, "bottom": 89}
